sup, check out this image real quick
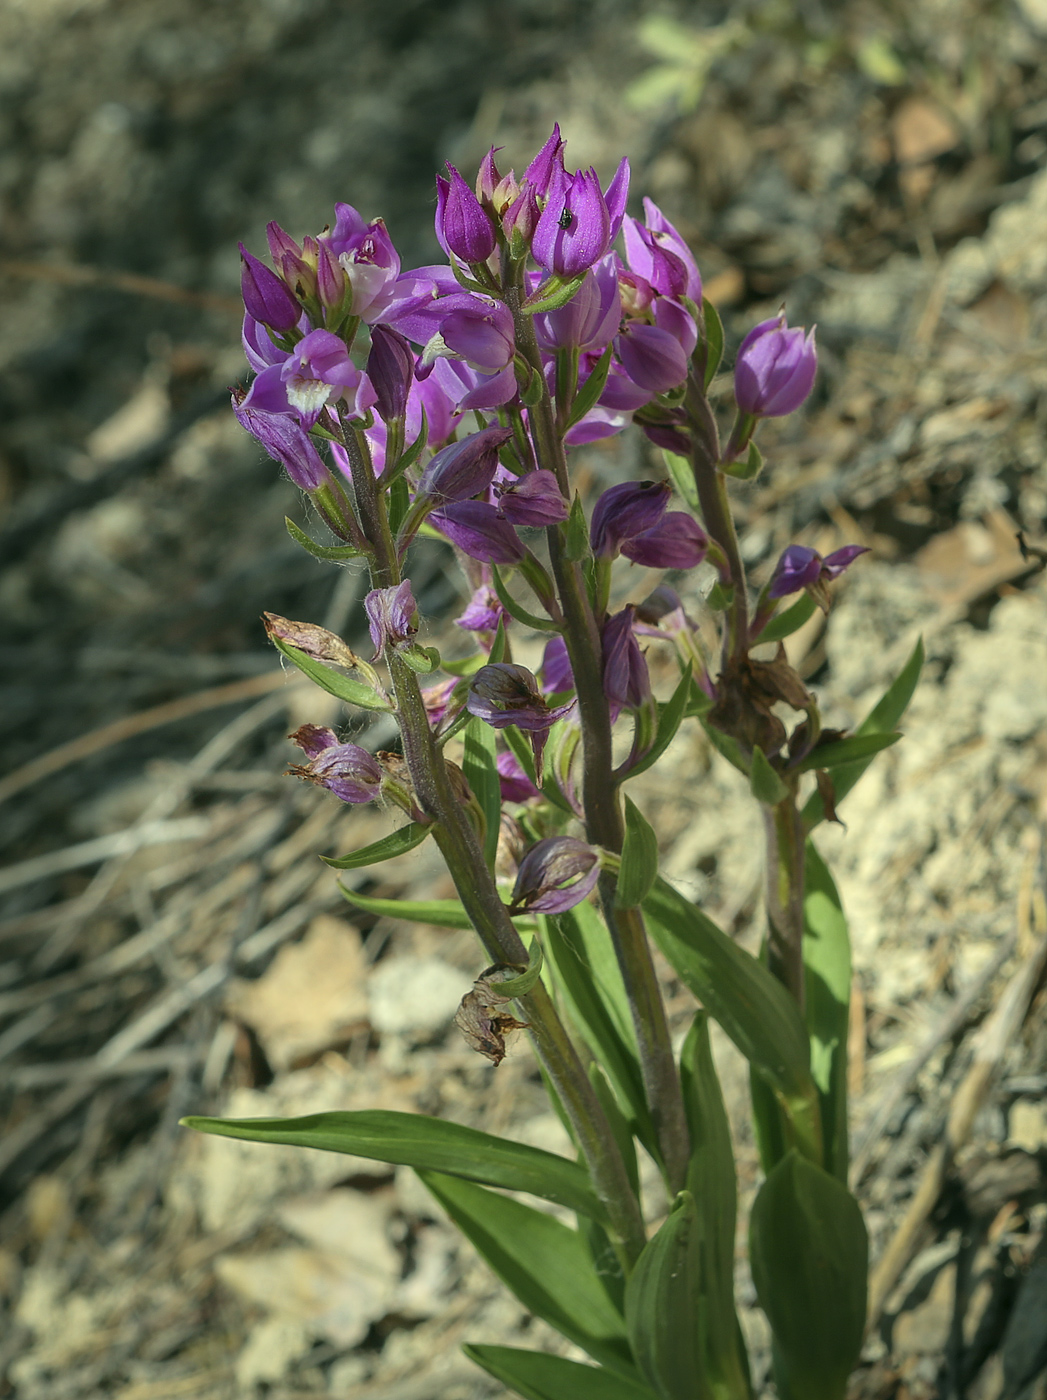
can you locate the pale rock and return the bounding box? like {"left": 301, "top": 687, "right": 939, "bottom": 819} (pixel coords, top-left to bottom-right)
{"left": 234, "top": 1316, "right": 313, "bottom": 1389}
{"left": 367, "top": 956, "right": 472, "bottom": 1036}
{"left": 1008, "top": 1100, "right": 1047, "bottom": 1152}
{"left": 226, "top": 915, "right": 369, "bottom": 1070}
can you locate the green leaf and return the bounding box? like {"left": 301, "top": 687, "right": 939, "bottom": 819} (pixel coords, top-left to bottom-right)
{"left": 441, "top": 653, "right": 486, "bottom": 678}
{"left": 625, "top": 1193, "right": 706, "bottom": 1400}
{"left": 795, "top": 731, "right": 900, "bottom": 774}
{"left": 589, "top": 1063, "right": 639, "bottom": 1198}
{"left": 662, "top": 452, "right": 699, "bottom": 512}
{"left": 803, "top": 638, "right": 923, "bottom": 830}
{"left": 803, "top": 842, "right": 852, "bottom": 1183}
{"left": 722, "top": 440, "right": 762, "bottom": 481}
{"left": 270, "top": 638, "right": 394, "bottom": 712}
{"left": 491, "top": 565, "right": 560, "bottom": 632}
{"left": 322, "top": 821, "right": 432, "bottom": 869}
{"left": 387, "top": 473, "right": 411, "bottom": 536}
{"left": 616, "top": 797, "right": 659, "bottom": 909}
{"left": 490, "top": 936, "right": 544, "bottom": 998}
{"left": 623, "top": 665, "right": 692, "bottom": 781}
{"left": 418, "top": 1172, "right": 634, "bottom": 1375}
{"left": 641, "top": 878, "right": 822, "bottom": 1163}
{"left": 538, "top": 910, "right": 656, "bottom": 1162}
{"left": 463, "top": 717, "right": 501, "bottom": 870}
{"left": 399, "top": 644, "right": 441, "bottom": 674}
{"left": 754, "top": 594, "right": 817, "bottom": 646}
{"left": 182, "top": 1110, "right": 603, "bottom": 1221}
{"left": 339, "top": 886, "right": 533, "bottom": 934}
{"left": 564, "top": 492, "right": 591, "bottom": 562}
{"left": 285, "top": 516, "right": 363, "bottom": 561}
{"left": 698, "top": 717, "right": 749, "bottom": 777}
{"left": 705, "top": 582, "right": 733, "bottom": 612}
{"left": 503, "top": 724, "right": 538, "bottom": 785}
{"left": 523, "top": 272, "right": 589, "bottom": 314}
{"left": 680, "top": 1016, "right": 751, "bottom": 1398}
{"left": 488, "top": 616, "right": 509, "bottom": 664}
{"left": 749, "top": 745, "right": 788, "bottom": 805}
{"left": 701, "top": 297, "right": 725, "bottom": 389}
{"left": 749, "top": 1151, "right": 868, "bottom": 1400}
{"left": 465, "top": 1346, "right": 656, "bottom": 1400}
{"left": 566, "top": 345, "right": 615, "bottom": 431}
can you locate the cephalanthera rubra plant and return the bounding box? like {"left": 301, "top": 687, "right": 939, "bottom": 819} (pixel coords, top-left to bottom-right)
{"left": 184, "top": 126, "right": 922, "bottom": 1400}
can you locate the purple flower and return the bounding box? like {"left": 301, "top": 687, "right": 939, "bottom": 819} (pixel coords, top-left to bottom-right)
{"left": 436, "top": 164, "right": 497, "bottom": 263}
{"left": 496, "top": 470, "right": 569, "bottom": 527}
{"left": 456, "top": 584, "right": 508, "bottom": 633}
{"left": 621, "top": 512, "right": 708, "bottom": 570}
{"left": 266, "top": 222, "right": 315, "bottom": 299}
{"left": 601, "top": 607, "right": 650, "bottom": 710}
{"left": 421, "top": 676, "right": 461, "bottom": 729}
{"left": 318, "top": 205, "right": 401, "bottom": 323}
{"left": 621, "top": 199, "right": 702, "bottom": 303}
{"left": 497, "top": 751, "right": 541, "bottom": 803}
{"left": 287, "top": 726, "right": 383, "bottom": 804}
{"left": 475, "top": 147, "right": 504, "bottom": 207}
{"left": 734, "top": 314, "right": 817, "bottom": 418}
{"left": 534, "top": 257, "right": 622, "bottom": 353}
{"left": 768, "top": 544, "right": 869, "bottom": 599}
{"left": 428, "top": 294, "right": 515, "bottom": 373}
{"left": 416, "top": 426, "right": 513, "bottom": 504}
{"left": 532, "top": 163, "right": 623, "bottom": 277}
{"left": 239, "top": 245, "right": 301, "bottom": 332}
{"left": 467, "top": 663, "right": 569, "bottom": 732}
{"left": 590, "top": 480, "right": 671, "bottom": 558}
{"left": 232, "top": 398, "right": 329, "bottom": 491}
{"left": 614, "top": 323, "right": 689, "bottom": 395}
{"left": 511, "top": 836, "right": 600, "bottom": 915}
{"left": 279, "top": 328, "right": 365, "bottom": 424}
{"left": 431, "top": 502, "right": 526, "bottom": 565}
{"left": 367, "top": 324, "right": 415, "bottom": 423}
{"left": 365, "top": 581, "right": 418, "bottom": 655}
{"left": 522, "top": 124, "right": 567, "bottom": 199}
{"left": 541, "top": 635, "right": 575, "bottom": 695}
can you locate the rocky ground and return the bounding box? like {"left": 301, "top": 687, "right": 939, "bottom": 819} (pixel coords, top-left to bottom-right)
{"left": 2, "top": 0, "right": 1047, "bottom": 1397}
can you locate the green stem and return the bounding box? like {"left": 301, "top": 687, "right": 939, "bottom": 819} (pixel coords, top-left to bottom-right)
{"left": 509, "top": 294, "right": 691, "bottom": 1194}
{"left": 338, "top": 423, "right": 647, "bottom": 1266}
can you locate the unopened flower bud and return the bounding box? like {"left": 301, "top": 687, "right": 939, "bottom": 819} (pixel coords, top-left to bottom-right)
{"left": 522, "top": 123, "right": 566, "bottom": 200}
{"left": 496, "top": 470, "right": 569, "bottom": 527}
{"left": 315, "top": 238, "right": 349, "bottom": 312}
{"left": 432, "top": 502, "right": 526, "bottom": 565}
{"left": 364, "top": 580, "right": 418, "bottom": 656}
{"left": 621, "top": 512, "right": 708, "bottom": 569}
{"left": 239, "top": 244, "right": 301, "bottom": 332}
{"left": 416, "top": 425, "right": 513, "bottom": 504}
{"left": 768, "top": 544, "right": 868, "bottom": 608}
{"left": 734, "top": 314, "right": 817, "bottom": 418}
{"left": 436, "top": 164, "right": 497, "bottom": 264}
{"left": 475, "top": 147, "right": 503, "bottom": 206}
{"left": 601, "top": 606, "right": 650, "bottom": 710}
{"left": 615, "top": 323, "right": 689, "bottom": 395}
{"left": 367, "top": 325, "right": 414, "bottom": 422}
{"left": 286, "top": 726, "right": 383, "bottom": 803}
{"left": 511, "top": 836, "right": 600, "bottom": 914}
{"left": 532, "top": 165, "right": 611, "bottom": 277}
{"left": 590, "top": 480, "right": 671, "bottom": 558}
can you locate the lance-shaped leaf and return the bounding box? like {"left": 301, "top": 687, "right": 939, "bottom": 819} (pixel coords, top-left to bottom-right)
{"left": 463, "top": 716, "right": 501, "bottom": 869}
{"left": 753, "top": 593, "right": 816, "bottom": 646}
{"left": 488, "top": 936, "right": 544, "bottom": 998}
{"left": 491, "top": 565, "right": 560, "bottom": 633}
{"left": 680, "top": 1015, "right": 751, "bottom": 1398}
{"left": 624, "top": 1192, "right": 706, "bottom": 1400}
{"left": 285, "top": 516, "right": 364, "bottom": 561}
{"left": 418, "top": 1171, "right": 635, "bottom": 1376}
{"left": 322, "top": 821, "right": 432, "bottom": 869}
{"left": 803, "top": 638, "right": 923, "bottom": 830}
{"left": 523, "top": 272, "right": 589, "bottom": 314}
{"left": 697, "top": 717, "right": 749, "bottom": 777}
{"left": 794, "top": 731, "right": 900, "bottom": 774}
{"left": 271, "top": 638, "right": 394, "bottom": 712}
{"left": 700, "top": 296, "right": 725, "bottom": 389}
{"left": 339, "top": 886, "right": 535, "bottom": 934}
{"left": 566, "top": 344, "right": 614, "bottom": 431}
{"left": 749, "top": 745, "right": 788, "bottom": 805}
{"left": 622, "top": 666, "right": 692, "bottom": 781}
{"left": 749, "top": 1151, "right": 868, "bottom": 1400}
{"left": 181, "top": 1110, "right": 603, "bottom": 1221}
{"left": 465, "top": 1346, "right": 657, "bottom": 1400}
{"left": 538, "top": 910, "right": 657, "bottom": 1162}
{"left": 641, "top": 878, "right": 822, "bottom": 1163}
{"left": 721, "top": 440, "right": 762, "bottom": 481}
{"left": 662, "top": 452, "right": 700, "bottom": 513}
{"left": 803, "top": 841, "right": 852, "bottom": 1182}
{"left": 616, "top": 797, "right": 659, "bottom": 909}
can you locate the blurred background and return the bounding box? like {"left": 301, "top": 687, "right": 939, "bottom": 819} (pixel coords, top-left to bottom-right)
{"left": 2, "top": 0, "right": 1047, "bottom": 1396}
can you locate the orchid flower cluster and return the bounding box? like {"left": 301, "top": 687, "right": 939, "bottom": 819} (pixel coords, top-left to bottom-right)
{"left": 189, "top": 126, "right": 923, "bottom": 1400}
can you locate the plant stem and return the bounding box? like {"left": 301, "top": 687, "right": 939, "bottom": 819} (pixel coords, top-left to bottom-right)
{"left": 762, "top": 797, "right": 806, "bottom": 1011}
{"left": 338, "top": 422, "right": 647, "bottom": 1266}
{"left": 509, "top": 298, "right": 691, "bottom": 1194}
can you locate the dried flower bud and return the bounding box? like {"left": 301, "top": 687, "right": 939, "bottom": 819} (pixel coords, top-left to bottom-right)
{"left": 263, "top": 614, "right": 362, "bottom": 668}
{"left": 286, "top": 727, "right": 383, "bottom": 803}
{"left": 466, "top": 663, "right": 568, "bottom": 733}
{"left": 511, "top": 836, "right": 600, "bottom": 914}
